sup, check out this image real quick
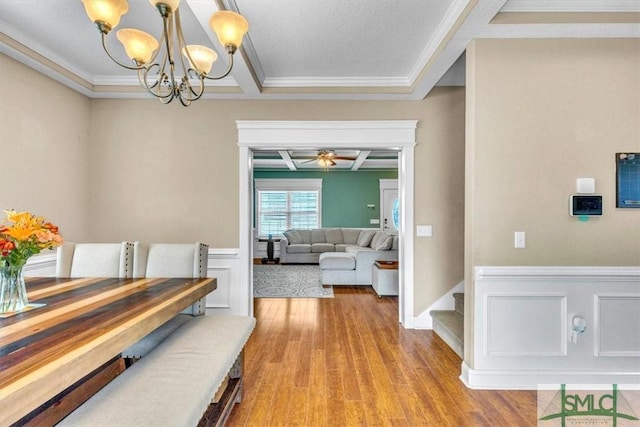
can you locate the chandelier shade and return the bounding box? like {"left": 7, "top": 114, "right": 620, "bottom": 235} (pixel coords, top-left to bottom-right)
{"left": 183, "top": 45, "right": 218, "bottom": 74}
{"left": 81, "top": 0, "right": 129, "bottom": 32}
{"left": 210, "top": 11, "right": 249, "bottom": 51}
{"left": 116, "top": 29, "right": 159, "bottom": 65}
{"left": 81, "top": 0, "right": 249, "bottom": 106}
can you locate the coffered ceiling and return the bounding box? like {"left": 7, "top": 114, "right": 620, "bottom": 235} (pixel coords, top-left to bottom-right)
{"left": 1, "top": 1, "right": 637, "bottom": 169}
{"left": 1, "top": 0, "right": 638, "bottom": 102}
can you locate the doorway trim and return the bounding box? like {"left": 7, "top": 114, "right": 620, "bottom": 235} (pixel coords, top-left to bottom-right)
{"left": 237, "top": 120, "right": 417, "bottom": 325}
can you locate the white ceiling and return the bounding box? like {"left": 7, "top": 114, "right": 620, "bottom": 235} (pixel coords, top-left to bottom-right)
{"left": 1, "top": 0, "right": 638, "bottom": 169}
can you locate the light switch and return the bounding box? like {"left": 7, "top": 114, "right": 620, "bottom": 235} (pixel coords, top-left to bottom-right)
{"left": 417, "top": 225, "right": 432, "bottom": 237}
{"left": 515, "top": 231, "right": 525, "bottom": 248}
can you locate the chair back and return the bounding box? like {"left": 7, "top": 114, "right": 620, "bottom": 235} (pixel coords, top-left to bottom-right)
{"left": 56, "top": 242, "right": 134, "bottom": 278}
{"left": 133, "top": 242, "right": 209, "bottom": 278}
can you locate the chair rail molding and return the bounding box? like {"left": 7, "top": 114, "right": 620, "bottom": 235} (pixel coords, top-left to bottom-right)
{"left": 462, "top": 265, "right": 640, "bottom": 389}
{"left": 237, "top": 120, "right": 418, "bottom": 325}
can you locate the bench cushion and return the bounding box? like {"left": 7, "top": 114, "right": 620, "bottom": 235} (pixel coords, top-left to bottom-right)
{"left": 60, "top": 315, "right": 256, "bottom": 427}
{"left": 121, "top": 314, "right": 192, "bottom": 359}
{"left": 319, "top": 253, "right": 356, "bottom": 270}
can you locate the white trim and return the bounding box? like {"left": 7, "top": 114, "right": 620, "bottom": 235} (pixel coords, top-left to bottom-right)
{"left": 238, "top": 120, "right": 417, "bottom": 327}
{"left": 254, "top": 178, "right": 322, "bottom": 191}
{"left": 23, "top": 252, "right": 57, "bottom": 275}
{"left": 460, "top": 362, "right": 640, "bottom": 390}
{"left": 476, "top": 265, "right": 640, "bottom": 281}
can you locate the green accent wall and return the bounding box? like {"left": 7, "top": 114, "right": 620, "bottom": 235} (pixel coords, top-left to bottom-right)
{"left": 253, "top": 170, "right": 398, "bottom": 228}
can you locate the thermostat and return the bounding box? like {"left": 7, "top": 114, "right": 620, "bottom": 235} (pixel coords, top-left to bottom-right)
{"left": 569, "top": 194, "right": 603, "bottom": 216}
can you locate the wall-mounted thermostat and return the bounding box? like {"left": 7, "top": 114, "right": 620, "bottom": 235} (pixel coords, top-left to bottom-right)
{"left": 569, "top": 194, "right": 603, "bottom": 217}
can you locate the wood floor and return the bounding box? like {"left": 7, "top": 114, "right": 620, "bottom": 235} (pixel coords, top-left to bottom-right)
{"left": 226, "top": 287, "right": 538, "bottom": 426}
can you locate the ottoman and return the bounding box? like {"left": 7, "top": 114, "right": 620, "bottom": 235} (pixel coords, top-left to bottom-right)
{"left": 319, "top": 252, "right": 357, "bottom": 285}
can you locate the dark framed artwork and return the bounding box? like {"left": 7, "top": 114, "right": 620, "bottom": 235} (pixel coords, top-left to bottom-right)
{"left": 616, "top": 153, "right": 640, "bottom": 208}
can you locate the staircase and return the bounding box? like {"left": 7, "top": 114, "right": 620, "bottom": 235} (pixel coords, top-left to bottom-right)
{"left": 430, "top": 293, "right": 464, "bottom": 358}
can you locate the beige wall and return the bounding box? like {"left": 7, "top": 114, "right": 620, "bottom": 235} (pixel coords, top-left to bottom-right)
{"left": 1, "top": 52, "right": 466, "bottom": 315}
{"left": 0, "top": 54, "right": 92, "bottom": 242}
{"left": 464, "top": 38, "right": 640, "bottom": 365}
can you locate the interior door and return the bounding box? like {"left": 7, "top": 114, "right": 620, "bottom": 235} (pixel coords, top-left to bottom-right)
{"left": 382, "top": 189, "right": 399, "bottom": 235}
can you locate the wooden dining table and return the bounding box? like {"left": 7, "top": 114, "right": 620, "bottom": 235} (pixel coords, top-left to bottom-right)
{"left": 0, "top": 276, "right": 216, "bottom": 426}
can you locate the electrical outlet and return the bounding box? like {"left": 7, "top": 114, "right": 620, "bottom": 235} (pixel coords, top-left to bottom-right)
{"left": 515, "top": 231, "right": 525, "bottom": 248}
{"left": 370, "top": 219, "right": 380, "bottom": 224}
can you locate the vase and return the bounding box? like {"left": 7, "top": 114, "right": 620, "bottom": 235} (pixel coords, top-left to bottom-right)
{"left": 0, "top": 264, "right": 29, "bottom": 313}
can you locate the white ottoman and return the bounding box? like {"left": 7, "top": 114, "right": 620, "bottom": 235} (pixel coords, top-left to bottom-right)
{"left": 372, "top": 261, "right": 399, "bottom": 296}
{"left": 319, "top": 252, "right": 357, "bottom": 285}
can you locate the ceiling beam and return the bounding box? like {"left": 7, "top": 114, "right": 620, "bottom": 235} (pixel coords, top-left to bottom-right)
{"left": 351, "top": 150, "right": 371, "bottom": 171}
{"left": 278, "top": 150, "right": 298, "bottom": 171}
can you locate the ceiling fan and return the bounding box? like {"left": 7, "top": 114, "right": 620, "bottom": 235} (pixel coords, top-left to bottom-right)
{"left": 299, "top": 150, "right": 357, "bottom": 170}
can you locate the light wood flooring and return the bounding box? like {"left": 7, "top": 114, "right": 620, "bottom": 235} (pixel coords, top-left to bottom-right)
{"left": 226, "top": 286, "right": 538, "bottom": 426}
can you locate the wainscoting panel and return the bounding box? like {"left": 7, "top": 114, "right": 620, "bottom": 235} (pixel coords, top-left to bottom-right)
{"left": 595, "top": 295, "right": 640, "bottom": 357}
{"left": 205, "top": 249, "right": 246, "bottom": 315}
{"left": 485, "top": 295, "right": 567, "bottom": 357}
{"left": 23, "top": 253, "right": 57, "bottom": 277}
{"left": 463, "top": 266, "right": 640, "bottom": 389}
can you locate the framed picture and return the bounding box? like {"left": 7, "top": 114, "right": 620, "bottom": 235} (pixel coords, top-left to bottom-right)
{"left": 616, "top": 153, "right": 640, "bottom": 208}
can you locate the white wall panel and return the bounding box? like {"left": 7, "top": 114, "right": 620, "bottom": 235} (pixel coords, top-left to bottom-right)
{"left": 486, "top": 295, "right": 567, "bottom": 356}
{"left": 595, "top": 295, "right": 640, "bottom": 357}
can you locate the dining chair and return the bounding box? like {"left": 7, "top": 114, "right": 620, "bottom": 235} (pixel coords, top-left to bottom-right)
{"left": 122, "top": 242, "right": 210, "bottom": 362}
{"left": 55, "top": 242, "right": 134, "bottom": 278}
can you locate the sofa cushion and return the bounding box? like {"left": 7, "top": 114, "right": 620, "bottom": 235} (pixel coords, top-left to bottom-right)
{"left": 283, "top": 230, "right": 303, "bottom": 244}
{"left": 298, "top": 230, "right": 312, "bottom": 244}
{"left": 356, "top": 230, "right": 375, "bottom": 247}
{"left": 334, "top": 244, "right": 350, "bottom": 252}
{"left": 311, "top": 229, "right": 326, "bottom": 244}
{"left": 325, "top": 228, "right": 343, "bottom": 244}
{"left": 311, "top": 243, "right": 335, "bottom": 253}
{"left": 319, "top": 253, "right": 356, "bottom": 270}
{"left": 369, "top": 231, "right": 386, "bottom": 249}
{"left": 287, "top": 244, "right": 311, "bottom": 254}
{"left": 372, "top": 234, "right": 393, "bottom": 251}
{"left": 342, "top": 229, "right": 361, "bottom": 245}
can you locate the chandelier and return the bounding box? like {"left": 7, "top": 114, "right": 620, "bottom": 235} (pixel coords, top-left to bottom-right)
{"left": 81, "top": 0, "right": 249, "bottom": 106}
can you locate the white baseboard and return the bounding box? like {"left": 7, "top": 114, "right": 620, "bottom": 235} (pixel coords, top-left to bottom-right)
{"left": 460, "top": 362, "right": 640, "bottom": 390}
{"left": 413, "top": 280, "right": 464, "bottom": 329}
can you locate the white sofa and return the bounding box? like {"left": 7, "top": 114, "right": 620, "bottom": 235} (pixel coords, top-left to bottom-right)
{"left": 279, "top": 228, "right": 398, "bottom": 286}
{"left": 279, "top": 228, "right": 397, "bottom": 264}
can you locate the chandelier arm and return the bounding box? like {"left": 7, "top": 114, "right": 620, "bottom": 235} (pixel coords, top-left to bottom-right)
{"left": 140, "top": 67, "right": 174, "bottom": 100}
{"left": 202, "top": 51, "right": 234, "bottom": 81}
{"left": 100, "top": 33, "right": 145, "bottom": 71}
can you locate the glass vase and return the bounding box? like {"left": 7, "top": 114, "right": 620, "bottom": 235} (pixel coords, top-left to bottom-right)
{"left": 0, "top": 264, "right": 29, "bottom": 313}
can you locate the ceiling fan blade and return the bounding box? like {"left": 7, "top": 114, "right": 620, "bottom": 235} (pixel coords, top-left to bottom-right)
{"left": 333, "top": 156, "right": 357, "bottom": 161}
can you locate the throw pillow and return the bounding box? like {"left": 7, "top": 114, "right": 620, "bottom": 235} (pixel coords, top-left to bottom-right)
{"left": 369, "top": 231, "right": 386, "bottom": 249}
{"left": 372, "top": 234, "right": 393, "bottom": 251}
{"left": 356, "top": 230, "right": 375, "bottom": 247}
{"left": 283, "top": 230, "right": 303, "bottom": 244}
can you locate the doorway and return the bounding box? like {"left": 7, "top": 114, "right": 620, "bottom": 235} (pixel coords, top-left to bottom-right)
{"left": 237, "top": 120, "right": 417, "bottom": 326}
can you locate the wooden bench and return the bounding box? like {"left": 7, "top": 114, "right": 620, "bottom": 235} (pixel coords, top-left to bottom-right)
{"left": 58, "top": 315, "right": 256, "bottom": 426}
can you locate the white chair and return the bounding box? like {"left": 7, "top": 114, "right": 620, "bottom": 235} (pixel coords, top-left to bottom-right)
{"left": 122, "top": 242, "right": 210, "bottom": 361}
{"left": 56, "top": 242, "right": 134, "bottom": 278}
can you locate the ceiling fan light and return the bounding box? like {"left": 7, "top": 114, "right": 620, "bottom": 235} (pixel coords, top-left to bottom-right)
{"left": 182, "top": 45, "right": 218, "bottom": 74}
{"left": 209, "top": 11, "right": 249, "bottom": 51}
{"left": 81, "top": 0, "right": 129, "bottom": 31}
{"left": 149, "top": 0, "right": 180, "bottom": 12}
{"left": 116, "top": 28, "right": 159, "bottom": 64}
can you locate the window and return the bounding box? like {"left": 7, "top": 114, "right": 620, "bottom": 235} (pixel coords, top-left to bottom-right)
{"left": 255, "top": 179, "right": 322, "bottom": 237}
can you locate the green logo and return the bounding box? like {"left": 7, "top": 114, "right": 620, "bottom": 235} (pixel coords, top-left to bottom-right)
{"left": 539, "top": 384, "right": 639, "bottom": 427}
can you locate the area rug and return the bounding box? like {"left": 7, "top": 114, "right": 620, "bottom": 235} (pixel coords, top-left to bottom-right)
{"left": 253, "top": 264, "right": 333, "bottom": 298}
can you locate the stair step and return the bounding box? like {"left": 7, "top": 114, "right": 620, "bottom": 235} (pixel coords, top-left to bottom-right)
{"left": 453, "top": 292, "right": 464, "bottom": 316}
{"left": 430, "top": 310, "right": 463, "bottom": 359}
